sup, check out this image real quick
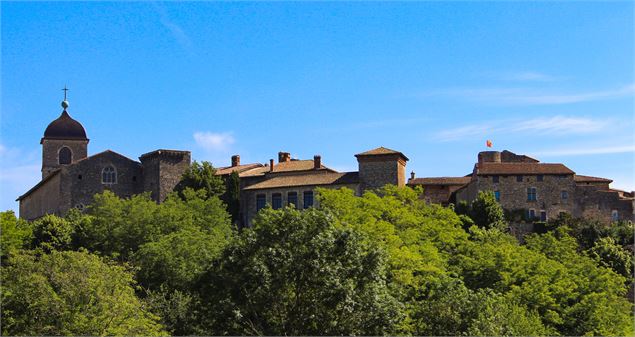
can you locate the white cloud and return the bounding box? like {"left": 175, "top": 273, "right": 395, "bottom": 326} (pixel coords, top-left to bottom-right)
{"left": 500, "top": 71, "right": 559, "bottom": 82}
{"left": 152, "top": 3, "right": 193, "bottom": 53}
{"left": 530, "top": 145, "right": 635, "bottom": 157}
{"left": 193, "top": 131, "right": 235, "bottom": 152}
{"left": 419, "top": 83, "right": 635, "bottom": 106}
{"left": 434, "top": 116, "right": 610, "bottom": 142}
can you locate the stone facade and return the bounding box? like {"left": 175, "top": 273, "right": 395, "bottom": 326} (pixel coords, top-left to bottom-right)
{"left": 439, "top": 150, "right": 635, "bottom": 223}
{"left": 18, "top": 105, "right": 191, "bottom": 220}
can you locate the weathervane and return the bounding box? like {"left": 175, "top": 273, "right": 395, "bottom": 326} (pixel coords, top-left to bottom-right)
{"left": 61, "top": 85, "right": 69, "bottom": 111}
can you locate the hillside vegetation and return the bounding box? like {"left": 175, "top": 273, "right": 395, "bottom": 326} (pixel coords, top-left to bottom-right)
{"left": 1, "top": 185, "right": 633, "bottom": 336}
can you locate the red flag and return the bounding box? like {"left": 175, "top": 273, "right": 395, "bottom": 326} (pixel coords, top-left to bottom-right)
{"left": 486, "top": 140, "right": 493, "bottom": 148}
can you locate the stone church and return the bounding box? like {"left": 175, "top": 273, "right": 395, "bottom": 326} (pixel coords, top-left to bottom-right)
{"left": 17, "top": 100, "right": 191, "bottom": 220}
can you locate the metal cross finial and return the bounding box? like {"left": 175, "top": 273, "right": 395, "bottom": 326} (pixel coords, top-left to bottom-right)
{"left": 62, "top": 86, "right": 69, "bottom": 100}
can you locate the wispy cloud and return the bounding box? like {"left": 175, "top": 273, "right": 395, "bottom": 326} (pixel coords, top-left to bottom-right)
{"left": 499, "top": 71, "right": 559, "bottom": 82}
{"left": 418, "top": 83, "right": 634, "bottom": 106}
{"left": 435, "top": 116, "right": 611, "bottom": 141}
{"left": 193, "top": 131, "right": 235, "bottom": 152}
{"left": 530, "top": 145, "right": 635, "bottom": 157}
{"left": 153, "top": 3, "right": 193, "bottom": 53}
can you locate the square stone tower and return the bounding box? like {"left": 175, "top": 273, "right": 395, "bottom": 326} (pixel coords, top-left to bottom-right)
{"left": 139, "top": 149, "right": 191, "bottom": 202}
{"left": 356, "top": 147, "right": 408, "bottom": 191}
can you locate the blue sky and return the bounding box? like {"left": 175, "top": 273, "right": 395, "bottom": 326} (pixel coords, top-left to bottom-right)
{"left": 1, "top": 2, "right": 633, "bottom": 213}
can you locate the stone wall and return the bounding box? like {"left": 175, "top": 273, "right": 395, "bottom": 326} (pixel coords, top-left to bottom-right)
{"left": 140, "top": 150, "right": 191, "bottom": 202}
{"left": 41, "top": 139, "right": 88, "bottom": 179}
{"left": 19, "top": 173, "right": 61, "bottom": 221}
{"left": 358, "top": 156, "right": 406, "bottom": 191}
{"left": 63, "top": 151, "right": 143, "bottom": 214}
{"left": 242, "top": 184, "right": 360, "bottom": 227}
{"left": 459, "top": 174, "right": 577, "bottom": 221}
{"left": 574, "top": 185, "right": 634, "bottom": 222}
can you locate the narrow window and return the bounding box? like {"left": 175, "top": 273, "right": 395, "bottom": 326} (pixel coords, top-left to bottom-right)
{"left": 494, "top": 190, "right": 500, "bottom": 202}
{"left": 287, "top": 192, "right": 298, "bottom": 207}
{"left": 561, "top": 190, "right": 568, "bottom": 200}
{"left": 78, "top": 174, "right": 82, "bottom": 180}
{"left": 492, "top": 175, "right": 499, "bottom": 183}
{"left": 256, "top": 194, "right": 266, "bottom": 211}
{"left": 516, "top": 175, "right": 523, "bottom": 182}
{"left": 303, "top": 191, "right": 313, "bottom": 209}
{"left": 611, "top": 210, "right": 619, "bottom": 221}
{"left": 272, "top": 193, "right": 282, "bottom": 210}
{"left": 528, "top": 209, "right": 536, "bottom": 220}
{"left": 101, "top": 166, "right": 117, "bottom": 184}
{"left": 537, "top": 175, "right": 544, "bottom": 182}
{"left": 59, "top": 146, "right": 72, "bottom": 165}
{"left": 540, "top": 210, "right": 547, "bottom": 222}
{"left": 527, "top": 187, "right": 537, "bottom": 201}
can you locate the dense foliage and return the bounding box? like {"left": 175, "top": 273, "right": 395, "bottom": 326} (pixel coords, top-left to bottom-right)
{"left": 2, "top": 181, "right": 633, "bottom": 336}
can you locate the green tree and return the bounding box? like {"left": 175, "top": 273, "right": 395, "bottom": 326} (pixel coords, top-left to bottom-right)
{"left": 174, "top": 160, "right": 225, "bottom": 200}
{"left": 1, "top": 250, "right": 166, "bottom": 336}
{"left": 223, "top": 170, "right": 241, "bottom": 224}
{"left": 197, "top": 207, "right": 403, "bottom": 335}
{"left": 589, "top": 236, "right": 633, "bottom": 281}
{"left": 76, "top": 189, "right": 231, "bottom": 260}
{"left": 31, "top": 214, "right": 75, "bottom": 252}
{"left": 469, "top": 190, "right": 506, "bottom": 230}
{"left": 0, "top": 211, "right": 31, "bottom": 258}
{"left": 134, "top": 227, "right": 228, "bottom": 291}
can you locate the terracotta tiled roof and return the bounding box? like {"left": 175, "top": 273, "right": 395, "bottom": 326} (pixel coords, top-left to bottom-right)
{"left": 239, "top": 160, "right": 335, "bottom": 177}
{"left": 408, "top": 177, "right": 472, "bottom": 185}
{"left": 574, "top": 175, "right": 613, "bottom": 183}
{"left": 215, "top": 163, "right": 264, "bottom": 176}
{"left": 355, "top": 147, "right": 409, "bottom": 160}
{"left": 477, "top": 162, "right": 574, "bottom": 175}
{"left": 243, "top": 171, "right": 359, "bottom": 190}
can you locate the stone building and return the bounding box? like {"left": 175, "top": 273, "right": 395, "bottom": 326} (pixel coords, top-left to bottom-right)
{"left": 18, "top": 99, "right": 633, "bottom": 226}
{"left": 408, "top": 150, "right": 635, "bottom": 223}
{"left": 17, "top": 100, "right": 191, "bottom": 220}
{"left": 214, "top": 148, "right": 409, "bottom": 226}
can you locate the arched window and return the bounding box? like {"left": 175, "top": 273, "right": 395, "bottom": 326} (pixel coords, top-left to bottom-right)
{"left": 59, "top": 147, "right": 72, "bottom": 165}
{"left": 102, "top": 166, "right": 117, "bottom": 184}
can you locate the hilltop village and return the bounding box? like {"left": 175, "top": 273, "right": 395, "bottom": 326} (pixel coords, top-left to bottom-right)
{"left": 18, "top": 101, "right": 635, "bottom": 226}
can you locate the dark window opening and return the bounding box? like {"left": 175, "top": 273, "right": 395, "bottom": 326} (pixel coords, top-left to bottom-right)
{"left": 272, "top": 193, "right": 282, "bottom": 210}
{"left": 59, "top": 147, "right": 72, "bottom": 165}
{"left": 527, "top": 187, "right": 537, "bottom": 201}
{"left": 78, "top": 174, "right": 82, "bottom": 180}
{"left": 492, "top": 175, "right": 499, "bottom": 183}
{"left": 303, "top": 191, "right": 314, "bottom": 209}
{"left": 102, "top": 166, "right": 117, "bottom": 184}
{"left": 561, "top": 190, "right": 568, "bottom": 200}
{"left": 132, "top": 176, "right": 137, "bottom": 182}
{"left": 287, "top": 192, "right": 298, "bottom": 207}
{"left": 537, "top": 175, "right": 544, "bottom": 182}
{"left": 256, "top": 194, "right": 266, "bottom": 211}
{"left": 540, "top": 211, "right": 547, "bottom": 222}
{"left": 516, "top": 175, "right": 523, "bottom": 182}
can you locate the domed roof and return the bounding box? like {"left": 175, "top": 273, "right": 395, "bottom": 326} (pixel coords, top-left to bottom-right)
{"left": 43, "top": 110, "right": 87, "bottom": 140}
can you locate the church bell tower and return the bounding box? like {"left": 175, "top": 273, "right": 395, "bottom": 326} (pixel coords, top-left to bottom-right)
{"left": 41, "top": 88, "right": 89, "bottom": 179}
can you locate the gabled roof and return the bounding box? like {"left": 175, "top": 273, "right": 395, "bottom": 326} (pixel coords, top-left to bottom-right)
{"left": 476, "top": 162, "right": 574, "bottom": 175}
{"left": 240, "top": 160, "right": 335, "bottom": 177}
{"left": 215, "top": 163, "right": 264, "bottom": 176}
{"left": 17, "top": 150, "right": 140, "bottom": 201}
{"left": 408, "top": 177, "right": 472, "bottom": 186}
{"left": 17, "top": 169, "right": 61, "bottom": 201}
{"left": 243, "top": 171, "right": 359, "bottom": 190}
{"left": 139, "top": 149, "right": 190, "bottom": 160}
{"left": 574, "top": 175, "right": 613, "bottom": 183}
{"left": 355, "top": 147, "right": 409, "bottom": 161}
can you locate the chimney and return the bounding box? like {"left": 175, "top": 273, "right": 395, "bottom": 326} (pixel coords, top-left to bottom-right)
{"left": 231, "top": 155, "right": 240, "bottom": 167}
{"left": 269, "top": 159, "right": 274, "bottom": 172}
{"left": 313, "top": 155, "right": 321, "bottom": 169}
{"left": 410, "top": 171, "right": 415, "bottom": 180}
{"left": 278, "top": 152, "right": 291, "bottom": 163}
